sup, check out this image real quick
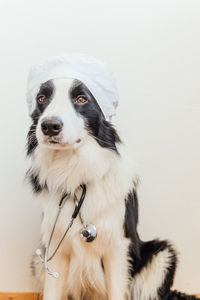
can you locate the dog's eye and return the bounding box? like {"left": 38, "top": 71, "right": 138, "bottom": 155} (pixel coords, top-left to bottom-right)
{"left": 74, "top": 96, "right": 88, "bottom": 104}
{"left": 38, "top": 95, "right": 47, "bottom": 104}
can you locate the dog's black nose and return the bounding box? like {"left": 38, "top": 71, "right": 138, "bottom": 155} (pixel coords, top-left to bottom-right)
{"left": 41, "top": 118, "right": 63, "bottom": 136}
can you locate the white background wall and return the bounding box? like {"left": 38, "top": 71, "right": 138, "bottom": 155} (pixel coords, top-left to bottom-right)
{"left": 0, "top": 0, "right": 199, "bottom": 294}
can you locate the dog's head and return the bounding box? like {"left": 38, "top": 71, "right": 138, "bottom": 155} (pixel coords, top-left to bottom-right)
{"left": 27, "top": 78, "right": 120, "bottom": 155}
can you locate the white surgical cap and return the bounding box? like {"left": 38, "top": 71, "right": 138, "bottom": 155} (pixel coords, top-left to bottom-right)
{"left": 26, "top": 52, "right": 119, "bottom": 119}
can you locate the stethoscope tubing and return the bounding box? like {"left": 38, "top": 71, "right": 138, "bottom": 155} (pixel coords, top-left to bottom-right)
{"left": 36, "top": 184, "right": 87, "bottom": 278}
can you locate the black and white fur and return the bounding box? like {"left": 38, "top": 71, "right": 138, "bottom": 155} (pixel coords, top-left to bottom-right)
{"left": 27, "top": 78, "right": 196, "bottom": 300}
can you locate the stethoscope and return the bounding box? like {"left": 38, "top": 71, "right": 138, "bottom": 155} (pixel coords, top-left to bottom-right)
{"left": 36, "top": 184, "right": 97, "bottom": 278}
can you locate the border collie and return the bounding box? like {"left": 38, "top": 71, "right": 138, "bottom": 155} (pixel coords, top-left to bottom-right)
{"left": 27, "top": 78, "right": 197, "bottom": 300}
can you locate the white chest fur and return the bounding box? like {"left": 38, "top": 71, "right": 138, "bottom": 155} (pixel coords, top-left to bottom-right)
{"left": 31, "top": 138, "right": 136, "bottom": 298}
{"left": 40, "top": 183, "right": 130, "bottom": 298}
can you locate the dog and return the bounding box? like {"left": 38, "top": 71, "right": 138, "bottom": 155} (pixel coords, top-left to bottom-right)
{"left": 27, "top": 77, "right": 197, "bottom": 300}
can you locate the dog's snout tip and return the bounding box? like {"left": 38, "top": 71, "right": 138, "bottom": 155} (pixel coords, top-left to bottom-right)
{"left": 41, "top": 118, "right": 63, "bottom": 137}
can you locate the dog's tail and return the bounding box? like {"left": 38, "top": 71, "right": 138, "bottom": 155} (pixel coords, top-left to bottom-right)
{"left": 168, "top": 290, "right": 198, "bottom": 300}
{"left": 130, "top": 239, "right": 198, "bottom": 300}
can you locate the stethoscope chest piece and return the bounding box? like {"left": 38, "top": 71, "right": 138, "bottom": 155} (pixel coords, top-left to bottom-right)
{"left": 80, "top": 224, "right": 97, "bottom": 242}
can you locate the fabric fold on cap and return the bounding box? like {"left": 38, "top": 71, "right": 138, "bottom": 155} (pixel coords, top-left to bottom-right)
{"left": 26, "top": 52, "right": 119, "bottom": 119}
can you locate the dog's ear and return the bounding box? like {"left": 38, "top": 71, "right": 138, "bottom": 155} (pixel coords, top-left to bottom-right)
{"left": 31, "top": 109, "right": 40, "bottom": 121}
{"left": 97, "top": 118, "right": 121, "bottom": 153}
{"left": 26, "top": 120, "right": 38, "bottom": 155}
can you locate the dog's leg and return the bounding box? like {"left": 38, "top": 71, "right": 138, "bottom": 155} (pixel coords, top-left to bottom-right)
{"left": 43, "top": 254, "right": 69, "bottom": 300}
{"left": 103, "top": 242, "right": 129, "bottom": 300}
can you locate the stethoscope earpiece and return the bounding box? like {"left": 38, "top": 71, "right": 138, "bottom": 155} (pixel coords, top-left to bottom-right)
{"left": 35, "top": 248, "right": 59, "bottom": 278}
